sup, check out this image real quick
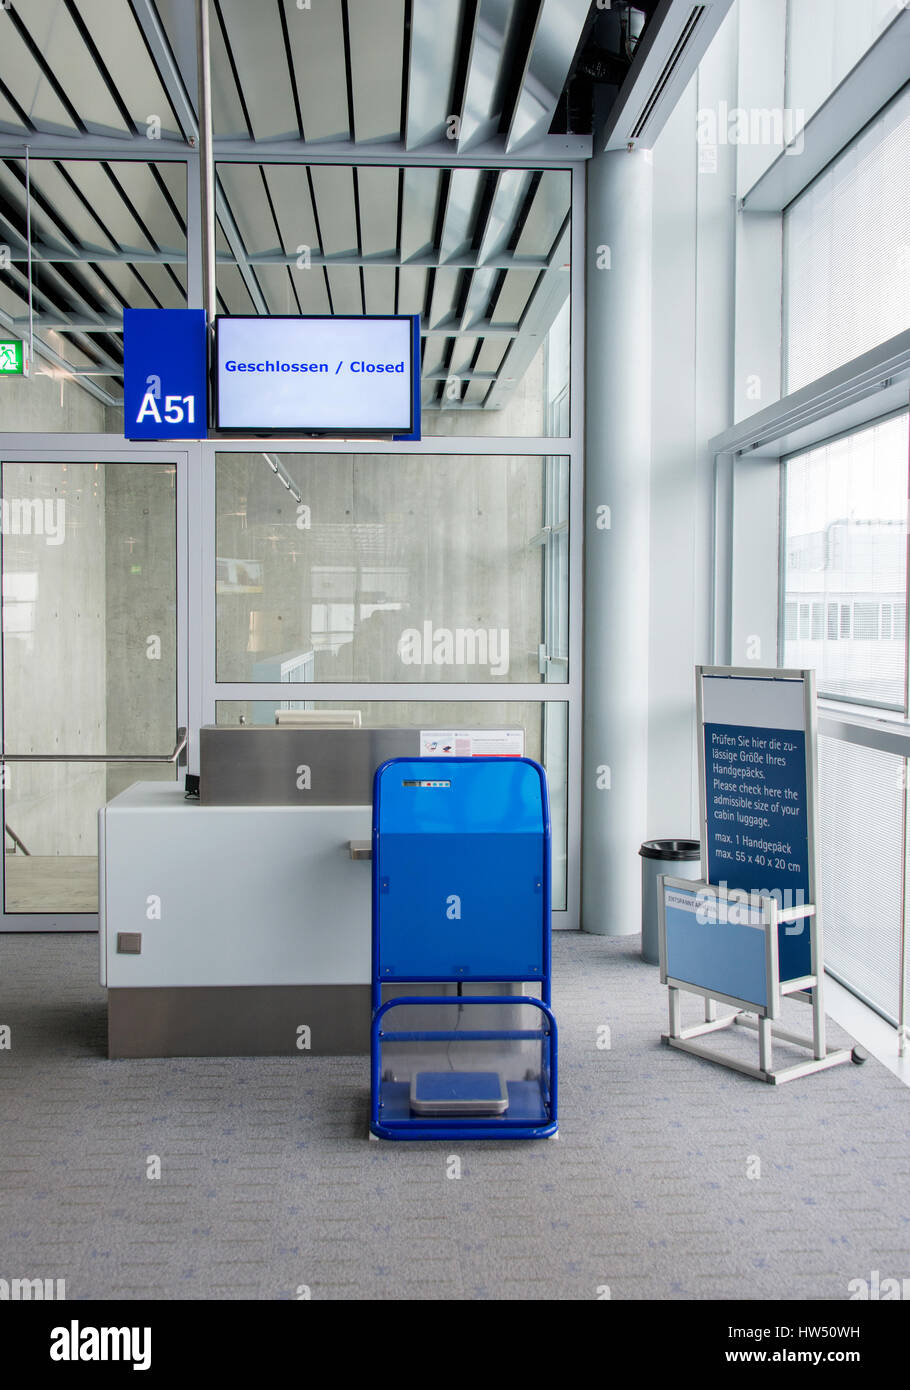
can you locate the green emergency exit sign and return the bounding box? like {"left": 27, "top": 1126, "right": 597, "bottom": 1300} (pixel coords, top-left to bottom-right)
{"left": 0, "top": 340, "right": 24, "bottom": 374}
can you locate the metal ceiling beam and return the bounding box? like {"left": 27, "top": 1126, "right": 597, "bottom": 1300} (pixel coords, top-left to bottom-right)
{"left": 0, "top": 131, "right": 592, "bottom": 162}
{"left": 7, "top": 247, "right": 552, "bottom": 270}
{"left": 21, "top": 313, "right": 524, "bottom": 339}
{"left": 210, "top": 133, "right": 592, "bottom": 163}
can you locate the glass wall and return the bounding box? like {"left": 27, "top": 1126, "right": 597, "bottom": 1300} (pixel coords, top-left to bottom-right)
{"left": 1, "top": 460, "right": 178, "bottom": 914}
{"left": 216, "top": 452, "right": 569, "bottom": 686}
{"left": 782, "top": 413, "right": 910, "bottom": 708}
{"left": 818, "top": 734, "right": 905, "bottom": 1022}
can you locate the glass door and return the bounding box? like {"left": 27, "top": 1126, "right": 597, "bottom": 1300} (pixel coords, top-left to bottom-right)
{"left": 0, "top": 452, "right": 185, "bottom": 930}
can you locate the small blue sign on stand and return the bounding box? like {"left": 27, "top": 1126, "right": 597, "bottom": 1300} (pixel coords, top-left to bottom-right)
{"left": 123, "top": 308, "right": 207, "bottom": 440}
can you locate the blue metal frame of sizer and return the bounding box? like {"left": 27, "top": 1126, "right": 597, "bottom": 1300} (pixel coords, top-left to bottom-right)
{"left": 369, "top": 757, "right": 558, "bottom": 1140}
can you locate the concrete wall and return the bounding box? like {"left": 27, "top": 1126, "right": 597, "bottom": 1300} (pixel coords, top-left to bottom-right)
{"left": 104, "top": 464, "right": 178, "bottom": 801}
{"left": 2, "top": 462, "right": 107, "bottom": 856}
{"left": 0, "top": 359, "right": 119, "bottom": 433}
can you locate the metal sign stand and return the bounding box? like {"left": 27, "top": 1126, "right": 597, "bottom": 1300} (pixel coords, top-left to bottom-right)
{"left": 657, "top": 667, "right": 861, "bottom": 1084}
{"left": 659, "top": 877, "right": 856, "bottom": 1083}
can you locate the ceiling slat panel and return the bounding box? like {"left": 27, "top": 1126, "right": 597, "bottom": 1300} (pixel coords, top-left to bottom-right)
{"left": 208, "top": 0, "right": 251, "bottom": 139}
{"left": 447, "top": 333, "right": 476, "bottom": 376}
{"left": 477, "top": 168, "right": 533, "bottom": 263}
{"left": 397, "top": 267, "right": 427, "bottom": 316}
{"left": 472, "top": 337, "right": 507, "bottom": 374}
{"left": 153, "top": 161, "right": 189, "bottom": 221}
{"left": 132, "top": 261, "right": 186, "bottom": 308}
{"left": 216, "top": 164, "right": 278, "bottom": 255}
{"left": 76, "top": 0, "right": 184, "bottom": 138}
{"left": 58, "top": 160, "right": 156, "bottom": 253}
{"left": 325, "top": 265, "right": 362, "bottom": 315}
{"left": 90, "top": 260, "right": 157, "bottom": 309}
{"left": 439, "top": 168, "right": 483, "bottom": 262}
{"left": 513, "top": 169, "right": 570, "bottom": 259}
{"left": 460, "top": 266, "right": 498, "bottom": 329}
{"left": 0, "top": 281, "right": 28, "bottom": 317}
{"left": 282, "top": 0, "right": 349, "bottom": 143}
{"left": 309, "top": 166, "right": 357, "bottom": 256}
{"left": 263, "top": 165, "right": 320, "bottom": 255}
{"left": 216, "top": 262, "right": 255, "bottom": 314}
{"left": 356, "top": 167, "right": 399, "bottom": 257}
{"left": 489, "top": 269, "right": 537, "bottom": 325}
{"left": 421, "top": 338, "right": 448, "bottom": 375}
{"left": 19, "top": 0, "right": 131, "bottom": 135}
{"left": 0, "top": 89, "right": 28, "bottom": 135}
{"left": 292, "top": 266, "right": 331, "bottom": 315}
{"left": 0, "top": 161, "right": 81, "bottom": 255}
{"left": 152, "top": 0, "right": 199, "bottom": 115}
{"left": 106, "top": 163, "right": 187, "bottom": 252}
{"left": 363, "top": 266, "right": 396, "bottom": 315}
{"left": 405, "top": 0, "right": 465, "bottom": 149}
{"left": 506, "top": 0, "right": 591, "bottom": 152}
{"left": 216, "top": 0, "right": 297, "bottom": 140}
{"left": 428, "top": 268, "right": 460, "bottom": 328}
{"left": 457, "top": 0, "right": 528, "bottom": 154}
{"left": 255, "top": 263, "right": 299, "bottom": 314}
{"left": 347, "top": 0, "right": 405, "bottom": 144}
{"left": 400, "top": 168, "right": 440, "bottom": 263}
{"left": 22, "top": 161, "right": 122, "bottom": 253}
{"left": 0, "top": 20, "right": 80, "bottom": 135}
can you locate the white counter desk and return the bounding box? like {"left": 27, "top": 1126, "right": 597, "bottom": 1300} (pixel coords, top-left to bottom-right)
{"left": 99, "top": 782, "right": 372, "bottom": 1057}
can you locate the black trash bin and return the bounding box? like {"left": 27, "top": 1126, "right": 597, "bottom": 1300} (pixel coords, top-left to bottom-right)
{"left": 639, "top": 840, "right": 701, "bottom": 965}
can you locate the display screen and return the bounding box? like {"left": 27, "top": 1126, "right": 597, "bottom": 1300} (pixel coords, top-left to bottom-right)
{"left": 215, "top": 315, "right": 415, "bottom": 435}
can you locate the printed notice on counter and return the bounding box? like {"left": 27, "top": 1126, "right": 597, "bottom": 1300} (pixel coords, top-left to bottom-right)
{"left": 419, "top": 730, "right": 524, "bottom": 758}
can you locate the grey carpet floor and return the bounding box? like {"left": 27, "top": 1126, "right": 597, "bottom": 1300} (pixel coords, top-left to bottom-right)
{"left": 1, "top": 930, "right": 909, "bottom": 1301}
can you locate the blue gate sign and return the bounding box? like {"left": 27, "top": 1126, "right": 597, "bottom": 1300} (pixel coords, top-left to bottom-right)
{"left": 123, "top": 308, "right": 207, "bottom": 440}
{"left": 700, "top": 673, "right": 812, "bottom": 983}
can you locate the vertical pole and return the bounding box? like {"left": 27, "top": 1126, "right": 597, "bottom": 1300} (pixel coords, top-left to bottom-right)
{"left": 24, "top": 145, "right": 33, "bottom": 377}
{"left": 758, "top": 1015, "right": 773, "bottom": 1074}
{"left": 582, "top": 149, "right": 653, "bottom": 934}
{"left": 195, "top": 0, "right": 217, "bottom": 325}
{"left": 811, "top": 907, "right": 827, "bottom": 1060}
{"left": 668, "top": 986, "right": 680, "bottom": 1038}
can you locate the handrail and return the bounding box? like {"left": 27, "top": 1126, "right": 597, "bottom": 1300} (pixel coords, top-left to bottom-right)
{"left": 0, "top": 727, "right": 188, "bottom": 765}
{"left": 4, "top": 823, "right": 30, "bottom": 855}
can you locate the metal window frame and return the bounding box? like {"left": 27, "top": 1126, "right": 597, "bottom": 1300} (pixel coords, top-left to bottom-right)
{"left": 0, "top": 77, "right": 587, "bottom": 930}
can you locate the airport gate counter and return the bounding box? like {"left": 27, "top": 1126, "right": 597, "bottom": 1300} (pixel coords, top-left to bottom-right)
{"left": 99, "top": 725, "right": 525, "bottom": 1058}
